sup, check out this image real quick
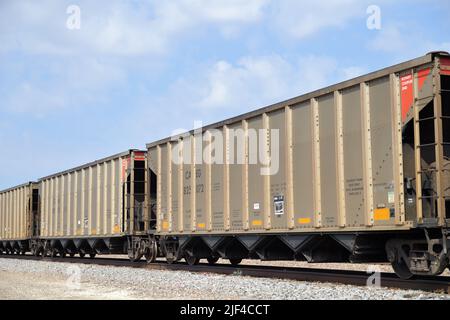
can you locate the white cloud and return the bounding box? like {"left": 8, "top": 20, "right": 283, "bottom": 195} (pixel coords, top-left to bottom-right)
{"left": 0, "top": 126, "right": 111, "bottom": 189}
{"left": 2, "top": 57, "right": 125, "bottom": 117}
{"left": 0, "top": 0, "right": 269, "bottom": 57}
{"left": 184, "top": 0, "right": 268, "bottom": 23}
{"left": 340, "top": 66, "right": 366, "bottom": 79}
{"left": 0, "top": 0, "right": 388, "bottom": 57}
{"left": 268, "top": 0, "right": 372, "bottom": 39}
{"left": 368, "top": 25, "right": 407, "bottom": 53}
{"left": 196, "top": 56, "right": 301, "bottom": 109}
{"left": 149, "top": 54, "right": 357, "bottom": 113}
{"left": 5, "top": 83, "right": 65, "bottom": 117}
{"left": 368, "top": 24, "right": 450, "bottom": 58}
{"left": 124, "top": 53, "right": 366, "bottom": 151}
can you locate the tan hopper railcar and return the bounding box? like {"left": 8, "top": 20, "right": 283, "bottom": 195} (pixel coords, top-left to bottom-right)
{"left": 146, "top": 51, "right": 450, "bottom": 279}
{"left": 0, "top": 182, "right": 39, "bottom": 254}
{"left": 32, "top": 150, "right": 155, "bottom": 260}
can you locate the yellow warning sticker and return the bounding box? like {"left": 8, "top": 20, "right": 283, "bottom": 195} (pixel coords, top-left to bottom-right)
{"left": 252, "top": 220, "right": 263, "bottom": 226}
{"left": 113, "top": 224, "right": 120, "bottom": 233}
{"left": 298, "top": 218, "right": 312, "bottom": 225}
{"left": 197, "top": 223, "right": 206, "bottom": 229}
{"left": 374, "top": 208, "right": 390, "bottom": 221}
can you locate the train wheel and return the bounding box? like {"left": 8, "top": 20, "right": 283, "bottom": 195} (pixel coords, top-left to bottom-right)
{"left": 42, "top": 242, "right": 52, "bottom": 258}
{"left": 229, "top": 258, "right": 242, "bottom": 266}
{"left": 162, "top": 239, "right": 179, "bottom": 264}
{"left": 50, "top": 249, "right": 58, "bottom": 258}
{"left": 36, "top": 246, "right": 44, "bottom": 257}
{"left": 184, "top": 253, "right": 200, "bottom": 266}
{"left": 128, "top": 250, "right": 142, "bottom": 262}
{"left": 60, "top": 251, "right": 67, "bottom": 258}
{"left": 386, "top": 240, "right": 414, "bottom": 280}
{"left": 391, "top": 259, "right": 414, "bottom": 280}
{"left": 79, "top": 252, "right": 85, "bottom": 258}
{"left": 165, "top": 248, "right": 177, "bottom": 264}
{"left": 69, "top": 252, "right": 75, "bottom": 258}
{"left": 166, "top": 256, "right": 177, "bottom": 264}
{"left": 89, "top": 253, "right": 96, "bottom": 259}
{"left": 127, "top": 237, "right": 144, "bottom": 262}
{"left": 207, "top": 257, "right": 219, "bottom": 265}
{"left": 144, "top": 240, "right": 157, "bottom": 264}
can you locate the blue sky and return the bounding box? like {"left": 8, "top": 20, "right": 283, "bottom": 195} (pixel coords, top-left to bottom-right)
{"left": 0, "top": 0, "right": 449, "bottom": 189}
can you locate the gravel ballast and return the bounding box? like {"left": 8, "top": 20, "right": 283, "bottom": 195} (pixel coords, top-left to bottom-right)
{"left": 0, "top": 258, "right": 448, "bottom": 300}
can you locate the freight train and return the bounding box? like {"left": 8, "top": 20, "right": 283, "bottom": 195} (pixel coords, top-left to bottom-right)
{"left": 1, "top": 51, "right": 450, "bottom": 279}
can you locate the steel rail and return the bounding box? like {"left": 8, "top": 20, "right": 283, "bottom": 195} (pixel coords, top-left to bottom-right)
{"left": 1, "top": 254, "right": 449, "bottom": 294}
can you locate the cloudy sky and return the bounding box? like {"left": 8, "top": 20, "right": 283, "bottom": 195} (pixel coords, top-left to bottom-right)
{"left": 0, "top": 0, "right": 449, "bottom": 189}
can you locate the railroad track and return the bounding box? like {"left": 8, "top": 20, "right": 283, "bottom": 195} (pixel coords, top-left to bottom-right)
{"left": 1, "top": 254, "right": 449, "bottom": 294}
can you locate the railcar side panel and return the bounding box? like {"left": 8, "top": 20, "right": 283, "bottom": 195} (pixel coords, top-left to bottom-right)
{"left": 144, "top": 53, "right": 449, "bottom": 239}
{"left": 211, "top": 131, "right": 225, "bottom": 231}
{"left": 342, "top": 85, "right": 365, "bottom": 227}
{"left": 0, "top": 183, "right": 36, "bottom": 241}
{"left": 292, "top": 102, "right": 315, "bottom": 229}
{"left": 39, "top": 151, "right": 145, "bottom": 239}
{"left": 248, "top": 117, "right": 265, "bottom": 230}
{"left": 318, "top": 94, "right": 339, "bottom": 228}
{"left": 268, "top": 109, "right": 287, "bottom": 230}
{"left": 369, "top": 76, "right": 396, "bottom": 226}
